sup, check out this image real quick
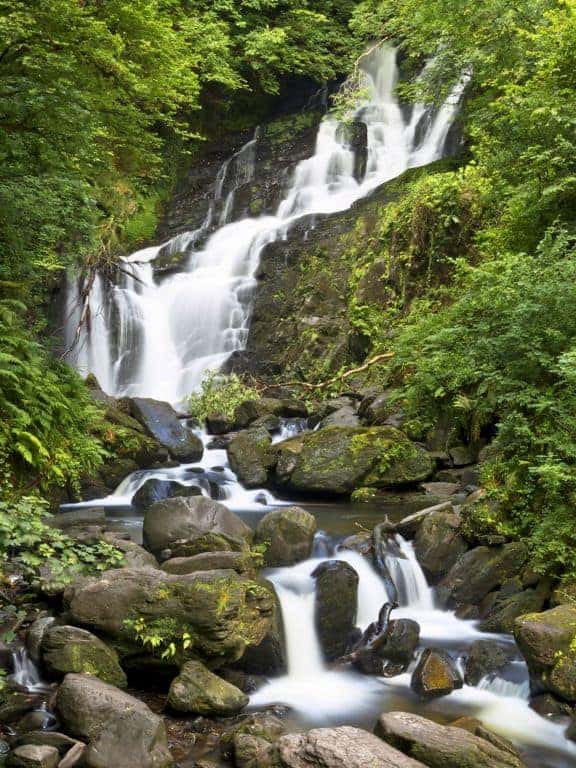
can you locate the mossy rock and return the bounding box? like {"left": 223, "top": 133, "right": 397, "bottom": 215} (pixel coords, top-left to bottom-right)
{"left": 227, "top": 427, "right": 278, "bottom": 488}
{"left": 167, "top": 660, "right": 248, "bottom": 715}
{"left": 255, "top": 507, "right": 316, "bottom": 567}
{"left": 279, "top": 426, "right": 433, "bottom": 495}
{"left": 41, "top": 625, "right": 126, "bottom": 688}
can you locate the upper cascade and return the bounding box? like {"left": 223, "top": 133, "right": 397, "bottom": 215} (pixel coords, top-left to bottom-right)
{"left": 65, "top": 45, "right": 468, "bottom": 404}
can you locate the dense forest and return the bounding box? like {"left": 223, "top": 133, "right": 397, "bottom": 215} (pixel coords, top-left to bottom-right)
{"left": 2, "top": 1, "right": 576, "bottom": 766}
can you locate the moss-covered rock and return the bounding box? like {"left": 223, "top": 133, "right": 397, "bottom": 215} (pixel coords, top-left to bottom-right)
{"left": 64, "top": 567, "right": 275, "bottom": 668}
{"left": 167, "top": 660, "right": 248, "bottom": 715}
{"left": 312, "top": 560, "right": 358, "bottom": 662}
{"left": 411, "top": 649, "right": 463, "bottom": 700}
{"left": 255, "top": 507, "right": 317, "bottom": 567}
{"left": 41, "top": 625, "right": 126, "bottom": 688}
{"left": 227, "top": 427, "right": 278, "bottom": 487}
{"left": 514, "top": 605, "right": 576, "bottom": 703}
{"left": 413, "top": 506, "right": 467, "bottom": 582}
{"left": 277, "top": 426, "right": 433, "bottom": 495}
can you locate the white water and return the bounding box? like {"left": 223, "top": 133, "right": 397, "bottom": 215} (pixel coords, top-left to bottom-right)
{"left": 11, "top": 648, "right": 49, "bottom": 693}
{"left": 65, "top": 45, "right": 468, "bottom": 404}
{"left": 251, "top": 536, "right": 576, "bottom": 765}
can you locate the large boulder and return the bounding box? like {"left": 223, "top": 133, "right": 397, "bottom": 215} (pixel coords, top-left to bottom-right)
{"left": 227, "top": 427, "right": 278, "bottom": 487}
{"left": 375, "top": 711, "right": 525, "bottom": 768}
{"left": 132, "top": 479, "right": 201, "bottom": 512}
{"left": 64, "top": 567, "right": 274, "bottom": 668}
{"left": 413, "top": 506, "right": 467, "bottom": 581}
{"left": 129, "top": 398, "right": 203, "bottom": 462}
{"left": 439, "top": 543, "right": 529, "bottom": 607}
{"left": 411, "top": 649, "right": 463, "bottom": 699}
{"left": 277, "top": 427, "right": 433, "bottom": 495}
{"left": 220, "top": 713, "right": 285, "bottom": 761}
{"left": 102, "top": 536, "right": 158, "bottom": 569}
{"left": 255, "top": 507, "right": 317, "bottom": 567}
{"left": 464, "top": 640, "right": 508, "bottom": 686}
{"left": 277, "top": 726, "right": 426, "bottom": 768}
{"left": 312, "top": 560, "right": 358, "bottom": 661}
{"left": 41, "top": 625, "right": 126, "bottom": 688}
{"left": 479, "top": 586, "right": 548, "bottom": 633}
{"left": 514, "top": 605, "right": 576, "bottom": 702}
{"left": 232, "top": 580, "right": 287, "bottom": 676}
{"left": 167, "top": 660, "right": 248, "bottom": 715}
{"left": 143, "top": 496, "right": 252, "bottom": 557}
{"left": 56, "top": 674, "right": 173, "bottom": 768}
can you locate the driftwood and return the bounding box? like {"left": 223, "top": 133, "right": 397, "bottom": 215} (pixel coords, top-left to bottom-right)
{"left": 336, "top": 600, "right": 399, "bottom": 668}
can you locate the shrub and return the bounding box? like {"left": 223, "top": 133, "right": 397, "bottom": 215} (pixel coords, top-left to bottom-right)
{"left": 188, "top": 372, "right": 259, "bottom": 422}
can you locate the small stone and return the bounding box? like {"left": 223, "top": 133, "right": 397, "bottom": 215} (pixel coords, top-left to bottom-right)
{"left": 7, "top": 744, "right": 59, "bottom": 768}
{"left": 411, "top": 649, "right": 463, "bottom": 699}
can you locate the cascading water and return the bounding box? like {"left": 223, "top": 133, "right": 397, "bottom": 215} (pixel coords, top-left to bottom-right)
{"left": 65, "top": 45, "right": 468, "bottom": 404}
{"left": 251, "top": 534, "right": 576, "bottom": 766}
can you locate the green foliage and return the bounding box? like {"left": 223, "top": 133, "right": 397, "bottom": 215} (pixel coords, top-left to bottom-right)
{"left": 0, "top": 491, "right": 124, "bottom": 590}
{"left": 124, "top": 616, "right": 193, "bottom": 661}
{"left": 387, "top": 228, "right": 576, "bottom": 577}
{"left": 0, "top": 299, "right": 106, "bottom": 490}
{"left": 188, "top": 372, "right": 259, "bottom": 422}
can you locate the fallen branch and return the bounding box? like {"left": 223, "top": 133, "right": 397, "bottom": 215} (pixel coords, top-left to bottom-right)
{"left": 262, "top": 352, "right": 395, "bottom": 393}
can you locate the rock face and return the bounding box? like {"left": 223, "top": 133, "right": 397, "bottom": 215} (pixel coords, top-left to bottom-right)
{"left": 167, "top": 660, "right": 248, "bottom": 715}
{"left": 375, "top": 711, "right": 525, "bottom": 768}
{"left": 439, "top": 543, "right": 528, "bottom": 607}
{"left": 143, "top": 496, "right": 252, "bottom": 556}
{"left": 277, "top": 427, "right": 433, "bottom": 495}
{"left": 41, "top": 625, "right": 126, "bottom": 688}
{"left": 312, "top": 560, "right": 358, "bottom": 661}
{"left": 514, "top": 604, "right": 576, "bottom": 702}
{"left": 234, "top": 398, "right": 308, "bottom": 429}
{"left": 129, "top": 397, "right": 203, "bottom": 462}
{"left": 255, "top": 507, "right": 317, "bottom": 567}
{"left": 277, "top": 726, "right": 427, "bottom": 768}
{"left": 64, "top": 567, "right": 274, "bottom": 668}
{"left": 57, "top": 673, "right": 173, "bottom": 768}
{"left": 411, "top": 649, "right": 463, "bottom": 699}
{"left": 413, "top": 506, "right": 467, "bottom": 581}
{"left": 227, "top": 427, "right": 277, "bottom": 487}
{"left": 132, "top": 479, "right": 201, "bottom": 512}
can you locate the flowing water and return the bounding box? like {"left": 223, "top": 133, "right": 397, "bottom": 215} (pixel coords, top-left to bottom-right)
{"left": 64, "top": 45, "right": 468, "bottom": 404}
{"left": 60, "top": 43, "right": 576, "bottom": 768}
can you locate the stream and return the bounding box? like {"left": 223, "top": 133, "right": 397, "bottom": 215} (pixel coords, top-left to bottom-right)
{"left": 59, "top": 43, "right": 576, "bottom": 768}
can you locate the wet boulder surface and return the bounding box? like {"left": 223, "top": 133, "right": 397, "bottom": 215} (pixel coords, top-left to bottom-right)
{"left": 167, "top": 660, "right": 248, "bottom": 716}
{"left": 255, "top": 506, "right": 317, "bottom": 567}
{"left": 129, "top": 397, "right": 203, "bottom": 462}
{"left": 313, "top": 560, "right": 358, "bottom": 661}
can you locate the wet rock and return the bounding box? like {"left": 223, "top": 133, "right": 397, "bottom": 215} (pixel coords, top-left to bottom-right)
{"left": 0, "top": 692, "right": 36, "bottom": 724}
{"left": 278, "top": 726, "right": 426, "bottom": 768}
{"left": 313, "top": 560, "right": 358, "bottom": 661}
{"left": 64, "top": 567, "right": 274, "bottom": 668}
{"left": 41, "top": 625, "right": 126, "bottom": 688}
{"left": 206, "top": 413, "right": 234, "bottom": 435}
{"left": 10, "top": 732, "right": 80, "bottom": 756}
{"left": 132, "top": 479, "right": 201, "bottom": 512}
{"left": 167, "top": 660, "right": 248, "bottom": 715}
{"left": 47, "top": 508, "right": 106, "bottom": 531}
{"left": 232, "top": 735, "right": 279, "bottom": 768}
{"left": 413, "top": 505, "right": 467, "bottom": 581}
{"left": 57, "top": 673, "right": 173, "bottom": 768}
{"left": 449, "top": 717, "right": 520, "bottom": 758}
{"left": 420, "top": 482, "right": 460, "bottom": 497}
{"left": 439, "top": 543, "right": 529, "bottom": 607}
{"left": 529, "top": 693, "right": 573, "bottom": 718}
{"left": 6, "top": 745, "right": 59, "bottom": 768}
{"left": 227, "top": 427, "right": 278, "bottom": 488}
{"left": 411, "top": 649, "right": 463, "bottom": 699}
{"left": 161, "top": 551, "right": 255, "bottom": 576}
{"left": 220, "top": 713, "right": 285, "bottom": 760}
{"left": 232, "top": 581, "right": 287, "bottom": 676}
{"left": 129, "top": 397, "right": 203, "bottom": 462}
{"left": 143, "top": 496, "right": 252, "bottom": 557}
{"left": 255, "top": 507, "right": 316, "bottom": 567}
{"left": 234, "top": 398, "right": 307, "bottom": 429}
{"left": 318, "top": 403, "right": 359, "bottom": 429}
{"left": 387, "top": 501, "right": 454, "bottom": 539}
{"left": 449, "top": 445, "right": 475, "bottom": 467}
{"left": 480, "top": 586, "right": 548, "bottom": 633}
{"left": 337, "top": 120, "right": 367, "bottom": 182}
{"left": 375, "top": 711, "right": 525, "bottom": 768}
{"left": 514, "top": 605, "right": 576, "bottom": 703}
{"left": 377, "top": 619, "right": 420, "bottom": 672}
{"left": 26, "top": 617, "right": 55, "bottom": 663}
{"left": 464, "top": 640, "right": 508, "bottom": 686}
{"left": 278, "top": 427, "right": 433, "bottom": 495}
{"left": 340, "top": 532, "right": 373, "bottom": 556}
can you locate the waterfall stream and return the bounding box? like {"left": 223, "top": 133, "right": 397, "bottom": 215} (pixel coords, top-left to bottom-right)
{"left": 65, "top": 45, "right": 468, "bottom": 404}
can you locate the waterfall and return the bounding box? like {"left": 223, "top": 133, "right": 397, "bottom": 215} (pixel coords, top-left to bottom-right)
{"left": 65, "top": 45, "right": 468, "bottom": 403}
{"left": 386, "top": 535, "right": 436, "bottom": 611}
{"left": 10, "top": 648, "right": 49, "bottom": 693}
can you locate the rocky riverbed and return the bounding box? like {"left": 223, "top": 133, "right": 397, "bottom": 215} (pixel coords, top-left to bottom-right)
{"left": 1, "top": 389, "right": 576, "bottom": 768}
